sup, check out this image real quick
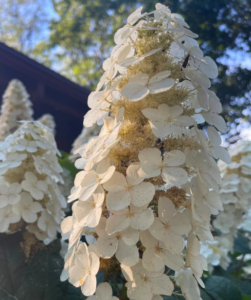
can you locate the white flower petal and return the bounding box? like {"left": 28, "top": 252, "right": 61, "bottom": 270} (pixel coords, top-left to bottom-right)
{"left": 121, "top": 82, "right": 149, "bottom": 102}
{"left": 97, "top": 236, "right": 118, "bottom": 258}
{"left": 81, "top": 274, "right": 97, "bottom": 296}
{"left": 130, "top": 182, "right": 155, "bottom": 207}
{"left": 116, "top": 240, "right": 139, "bottom": 266}
{"left": 162, "top": 167, "right": 188, "bottom": 185}
{"left": 148, "top": 78, "right": 174, "bottom": 94}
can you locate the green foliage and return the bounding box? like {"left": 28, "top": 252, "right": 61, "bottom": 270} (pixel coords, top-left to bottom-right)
{"left": 213, "top": 266, "right": 251, "bottom": 296}
{"left": 234, "top": 233, "right": 251, "bottom": 254}
{"left": 204, "top": 276, "right": 242, "bottom": 300}
{"left": 59, "top": 151, "right": 78, "bottom": 178}
{"left": 0, "top": 232, "right": 84, "bottom": 300}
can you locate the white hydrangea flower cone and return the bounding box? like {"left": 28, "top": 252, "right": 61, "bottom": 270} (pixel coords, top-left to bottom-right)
{"left": 0, "top": 79, "right": 33, "bottom": 140}
{"left": 37, "top": 114, "right": 56, "bottom": 136}
{"left": 203, "top": 140, "right": 251, "bottom": 272}
{"left": 0, "top": 121, "right": 66, "bottom": 246}
{"left": 70, "top": 124, "right": 101, "bottom": 161}
{"left": 62, "top": 4, "right": 229, "bottom": 299}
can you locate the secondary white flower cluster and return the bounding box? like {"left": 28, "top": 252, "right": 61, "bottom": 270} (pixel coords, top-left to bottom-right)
{"left": 62, "top": 4, "right": 229, "bottom": 300}
{"left": 0, "top": 121, "right": 66, "bottom": 243}
{"left": 0, "top": 79, "right": 33, "bottom": 141}
{"left": 37, "top": 114, "right": 56, "bottom": 136}
{"left": 200, "top": 239, "right": 231, "bottom": 273}
{"left": 70, "top": 124, "right": 101, "bottom": 161}
{"left": 208, "top": 140, "right": 251, "bottom": 267}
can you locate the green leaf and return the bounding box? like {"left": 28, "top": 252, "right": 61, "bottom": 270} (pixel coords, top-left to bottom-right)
{"left": 213, "top": 266, "right": 251, "bottom": 296}
{"left": 163, "top": 296, "right": 183, "bottom": 299}
{"left": 200, "top": 289, "right": 214, "bottom": 300}
{"left": 242, "top": 296, "right": 251, "bottom": 300}
{"left": 204, "top": 276, "right": 242, "bottom": 300}
{"left": 59, "top": 151, "right": 78, "bottom": 178}
{"left": 234, "top": 234, "right": 251, "bottom": 254}
{"left": 0, "top": 232, "right": 84, "bottom": 300}
{"left": 234, "top": 279, "right": 251, "bottom": 296}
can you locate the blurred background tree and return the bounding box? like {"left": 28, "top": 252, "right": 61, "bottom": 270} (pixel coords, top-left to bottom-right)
{"left": 0, "top": 0, "right": 49, "bottom": 54}
{"left": 0, "top": 0, "right": 251, "bottom": 141}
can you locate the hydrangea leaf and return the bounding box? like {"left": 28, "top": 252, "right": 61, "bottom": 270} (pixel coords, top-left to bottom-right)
{"left": 234, "top": 234, "right": 251, "bottom": 254}
{"left": 0, "top": 232, "right": 84, "bottom": 300}
{"left": 204, "top": 276, "right": 242, "bottom": 300}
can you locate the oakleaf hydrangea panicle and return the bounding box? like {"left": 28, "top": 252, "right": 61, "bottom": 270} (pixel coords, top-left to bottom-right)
{"left": 62, "top": 4, "right": 230, "bottom": 300}
{"left": 37, "top": 114, "right": 56, "bottom": 136}
{"left": 0, "top": 121, "right": 66, "bottom": 244}
{"left": 0, "top": 79, "right": 33, "bottom": 140}
{"left": 202, "top": 140, "right": 251, "bottom": 272}
{"left": 70, "top": 124, "right": 101, "bottom": 161}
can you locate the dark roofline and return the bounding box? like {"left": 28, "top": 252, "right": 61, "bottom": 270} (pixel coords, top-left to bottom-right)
{"left": 0, "top": 42, "right": 90, "bottom": 101}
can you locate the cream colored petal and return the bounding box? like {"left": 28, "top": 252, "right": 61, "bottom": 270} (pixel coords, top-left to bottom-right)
{"left": 106, "top": 213, "right": 130, "bottom": 234}
{"left": 97, "top": 236, "right": 118, "bottom": 258}
{"left": 126, "top": 163, "right": 144, "bottom": 186}
{"left": 106, "top": 190, "right": 131, "bottom": 211}
{"left": 143, "top": 247, "right": 164, "bottom": 272}
{"left": 158, "top": 197, "right": 176, "bottom": 223}
{"left": 149, "top": 218, "right": 165, "bottom": 241}
{"left": 149, "top": 274, "right": 174, "bottom": 296}
{"left": 116, "top": 240, "right": 139, "bottom": 266}
{"left": 121, "top": 227, "right": 139, "bottom": 246}
{"left": 170, "top": 210, "right": 191, "bottom": 235}
{"left": 148, "top": 78, "right": 174, "bottom": 94}
{"left": 140, "top": 230, "right": 158, "bottom": 248}
{"left": 130, "top": 209, "right": 154, "bottom": 231}
{"left": 69, "top": 265, "right": 88, "bottom": 288}
{"left": 121, "top": 82, "right": 149, "bottom": 102}
{"left": 89, "top": 252, "right": 100, "bottom": 275}
{"left": 163, "top": 231, "right": 184, "bottom": 255}
{"left": 130, "top": 182, "right": 155, "bottom": 207}
{"left": 163, "top": 150, "right": 186, "bottom": 167}
{"left": 161, "top": 247, "right": 183, "bottom": 271}
{"left": 162, "top": 167, "right": 188, "bottom": 185}
{"left": 169, "top": 105, "right": 183, "bottom": 118}
{"left": 103, "top": 171, "right": 127, "bottom": 192}
{"left": 81, "top": 274, "right": 97, "bottom": 296}
{"left": 95, "top": 282, "right": 113, "bottom": 300}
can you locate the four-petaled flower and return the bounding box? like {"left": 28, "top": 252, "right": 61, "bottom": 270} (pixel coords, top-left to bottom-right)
{"left": 121, "top": 71, "right": 175, "bottom": 102}
{"left": 21, "top": 171, "right": 48, "bottom": 200}
{"left": 138, "top": 148, "right": 188, "bottom": 186}
{"left": 12, "top": 192, "right": 42, "bottom": 223}
{"left": 103, "top": 164, "right": 155, "bottom": 211}
{"left": 0, "top": 182, "right": 22, "bottom": 208}
{"left": 69, "top": 243, "right": 100, "bottom": 296}
{"left": 142, "top": 104, "right": 194, "bottom": 138}
{"left": 149, "top": 197, "right": 191, "bottom": 254}
{"left": 0, "top": 205, "right": 21, "bottom": 232}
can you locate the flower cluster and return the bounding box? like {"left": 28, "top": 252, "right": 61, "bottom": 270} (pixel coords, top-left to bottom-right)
{"left": 37, "top": 114, "right": 56, "bottom": 136}
{"left": 0, "top": 79, "right": 33, "bottom": 140}
{"left": 62, "top": 4, "right": 229, "bottom": 300}
{"left": 207, "top": 140, "right": 251, "bottom": 269}
{"left": 70, "top": 124, "right": 101, "bottom": 161}
{"left": 200, "top": 239, "right": 231, "bottom": 273}
{"left": 0, "top": 121, "right": 66, "bottom": 244}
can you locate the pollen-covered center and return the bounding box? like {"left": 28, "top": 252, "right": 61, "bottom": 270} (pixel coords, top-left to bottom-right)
{"left": 155, "top": 245, "right": 164, "bottom": 254}
{"left": 125, "top": 184, "right": 132, "bottom": 191}
{"left": 164, "top": 222, "right": 170, "bottom": 229}
{"left": 126, "top": 211, "right": 134, "bottom": 218}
